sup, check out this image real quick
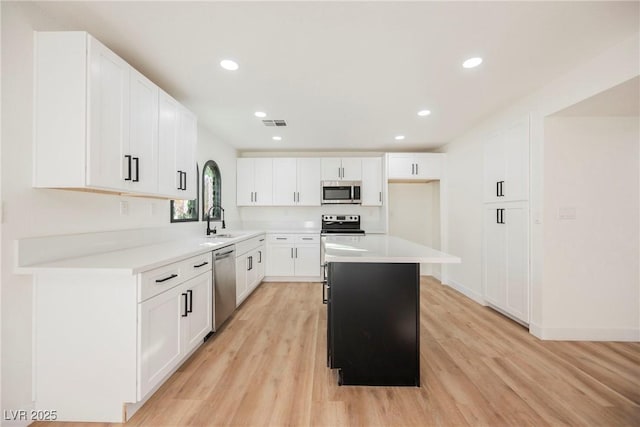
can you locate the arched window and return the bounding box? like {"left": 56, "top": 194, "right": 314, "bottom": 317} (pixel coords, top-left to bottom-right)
{"left": 202, "top": 160, "right": 222, "bottom": 221}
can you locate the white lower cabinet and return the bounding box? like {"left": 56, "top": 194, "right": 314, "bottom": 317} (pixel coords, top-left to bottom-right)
{"left": 266, "top": 234, "right": 321, "bottom": 279}
{"left": 32, "top": 252, "right": 212, "bottom": 423}
{"left": 235, "top": 234, "right": 267, "bottom": 306}
{"left": 483, "top": 201, "right": 529, "bottom": 323}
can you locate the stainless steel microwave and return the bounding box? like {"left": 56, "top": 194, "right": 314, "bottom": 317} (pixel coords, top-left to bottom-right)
{"left": 321, "top": 181, "right": 361, "bottom": 204}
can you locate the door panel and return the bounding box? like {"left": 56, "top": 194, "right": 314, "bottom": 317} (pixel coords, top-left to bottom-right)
{"left": 272, "top": 158, "right": 297, "bottom": 205}
{"left": 505, "top": 205, "right": 529, "bottom": 322}
{"left": 297, "top": 158, "right": 321, "bottom": 206}
{"left": 183, "top": 274, "right": 212, "bottom": 353}
{"left": 295, "top": 245, "right": 321, "bottom": 277}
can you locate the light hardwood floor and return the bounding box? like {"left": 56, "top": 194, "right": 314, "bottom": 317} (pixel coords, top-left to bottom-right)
{"left": 38, "top": 278, "right": 640, "bottom": 426}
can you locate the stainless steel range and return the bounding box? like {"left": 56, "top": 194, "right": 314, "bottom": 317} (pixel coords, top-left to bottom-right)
{"left": 321, "top": 214, "right": 366, "bottom": 235}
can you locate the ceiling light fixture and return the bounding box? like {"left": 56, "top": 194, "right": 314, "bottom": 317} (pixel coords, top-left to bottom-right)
{"left": 394, "top": 135, "right": 405, "bottom": 141}
{"left": 272, "top": 136, "right": 282, "bottom": 141}
{"left": 254, "top": 111, "right": 267, "bottom": 118}
{"left": 462, "top": 57, "right": 483, "bottom": 69}
{"left": 220, "top": 59, "right": 239, "bottom": 71}
{"left": 417, "top": 110, "right": 431, "bottom": 117}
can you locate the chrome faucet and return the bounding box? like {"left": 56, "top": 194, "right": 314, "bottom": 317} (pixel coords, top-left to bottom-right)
{"left": 206, "top": 205, "right": 226, "bottom": 236}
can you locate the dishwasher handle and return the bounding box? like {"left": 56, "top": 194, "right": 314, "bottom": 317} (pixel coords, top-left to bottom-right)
{"left": 214, "top": 249, "right": 235, "bottom": 259}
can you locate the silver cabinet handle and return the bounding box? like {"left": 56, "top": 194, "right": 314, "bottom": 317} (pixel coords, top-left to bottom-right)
{"left": 415, "top": 163, "right": 419, "bottom": 175}
{"left": 295, "top": 247, "right": 298, "bottom": 258}
{"left": 411, "top": 164, "right": 415, "bottom": 175}
{"left": 255, "top": 192, "right": 257, "bottom": 202}
{"left": 379, "top": 192, "right": 382, "bottom": 202}
{"left": 291, "top": 248, "right": 294, "bottom": 258}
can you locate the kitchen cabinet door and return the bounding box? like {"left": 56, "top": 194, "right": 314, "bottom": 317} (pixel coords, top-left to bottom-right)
{"left": 483, "top": 205, "right": 506, "bottom": 308}
{"left": 86, "top": 35, "right": 130, "bottom": 191}
{"left": 176, "top": 108, "right": 198, "bottom": 200}
{"left": 387, "top": 155, "right": 414, "bottom": 179}
{"left": 253, "top": 158, "right": 273, "bottom": 205}
{"left": 128, "top": 68, "right": 159, "bottom": 194}
{"left": 138, "top": 283, "right": 183, "bottom": 399}
{"left": 504, "top": 117, "right": 529, "bottom": 202}
{"left": 182, "top": 273, "right": 212, "bottom": 354}
{"left": 236, "top": 159, "right": 255, "bottom": 206}
{"left": 296, "top": 158, "right": 321, "bottom": 206}
{"left": 483, "top": 132, "right": 506, "bottom": 203}
{"left": 236, "top": 255, "right": 249, "bottom": 305}
{"left": 157, "top": 91, "right": 180, "bottom": 197}
{"left": 321, "top": 158, "right": 342, "bottom": 181}
{"left": 414, "top": 154, "right": 442, "bottom": 180}
{"left": 237, "top": 158, "right": 273, "bottom": 206}
{"left": 482, "top": 202, "right": 529, "bottom": 324}
{"left": 272, "top": 158, "right": 297, "bottom": 205}
{"left": 266, "top": 245, "right": 295, "bottom": 277}
{"left": 341, "top": 158, "right": 362, "bottom": 181}
{"left": 255, "top": 245, "right": 266, "bottom": 283}
{"left": 361, "top": 157, "right": 383, "bottom": 206}
{"left": 294, "top": 245, "right": 321, "bottom": 277}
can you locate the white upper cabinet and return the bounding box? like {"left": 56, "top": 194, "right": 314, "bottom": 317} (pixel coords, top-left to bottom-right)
{"left": 483, "top": 115, "right": 530, "bottom": 203}
{"left": 361, "top": 157, "right": 383, "bottom": 206}
{"left": 128, "top": 69, "right": 159, "bottom": 194}
{"left": 236, "top": 158, "right": 273, "bottom": 206}
{"left": 177, "top": 108, "right": 198, "bottom": 200}
{"left": 272, "top": 158, "right": 321, "bottom": 206}
{"left": 321, "top": 158, "right": 362, "bottom": 181}
{"left": 387, "top": 153, "right": 443, "bottom": 181}
{"left": 157, "top": 91, "right": 180, "bottom": 197}
{"left": 33, "top": 31, "right": 196, "bottom": 199}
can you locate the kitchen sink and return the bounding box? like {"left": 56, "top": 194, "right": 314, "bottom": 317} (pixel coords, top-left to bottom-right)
{"left": 206, "top": 233, "right": 237, "bottom": 239}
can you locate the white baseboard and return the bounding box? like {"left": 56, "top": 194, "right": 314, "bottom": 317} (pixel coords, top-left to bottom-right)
{"left": 444, "top": 279, "right": 486, "bottom": 306}
{"left": 530, "top": 326, "right": 640, "bottom": 342}
{"left": 263, "top": 277, "right": 321, "bottom": 283}
{"left": 431, "top": 271, "right": 442, "bottom": 282}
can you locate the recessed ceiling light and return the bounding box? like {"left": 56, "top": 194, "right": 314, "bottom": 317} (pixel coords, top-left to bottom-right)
{"left": 394, "top": 135, "right": 405, "bottom": 141}
{"left": 254, "top": 111, "right": 267, "bottom": 118}
{"left": 220, "top": 59, "right": 239, "bottom": 71}
{"left": 417, "top": 110, "right": 431, "bottom": 117}
{"left": 462, "top": 57, "right": 483, "bottom": 69}
{"left": 272, "top": 136, "right": 282, "bottom": 141}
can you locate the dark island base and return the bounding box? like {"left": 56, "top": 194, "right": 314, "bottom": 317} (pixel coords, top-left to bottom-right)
{"left": 326, "top": 262, "right": 420, "bottom": 387}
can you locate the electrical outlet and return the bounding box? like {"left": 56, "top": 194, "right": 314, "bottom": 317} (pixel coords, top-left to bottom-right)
{"left": 120, "top": 200, "right": 130, "bottom": 216}
{"left": 558, "top": 206, "right": 576, "bottom": 220}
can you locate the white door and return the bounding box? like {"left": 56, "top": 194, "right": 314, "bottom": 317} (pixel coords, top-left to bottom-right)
{"left": 177, "top": 109, "right": 197, "bottom": 200}
{"left": 235, "top": 255, "right": 249, "bottom": 305}
{"left": 388, "top": 155, "right": 415, "bottom": 179}
{"left": 483, "top": 205, "right": 507, "bottom": 307}
{"left": 236, "top": 159, "right": 255, "bottom": 206}
{"left": 504, "top": 116, "right": 529, "bottom": 202}
{"left": 129, "top": 68, "right": 158, "bottom": 194}
{"left": 296, "top": 158, "right": 321, "bottom": 206}
{"left": 266, "top": 245, "right": 295, "bottom": 276}
{"left": 256, "top": 245, "right": 266, "bottom": 283}
{"left": 157, "top": 91, "right": 180, "bottom": 197}
{"left": 272, "top": 158, "right": 297, "bottom": 206}
{"left": 295, "top": 245, "right": 321, "bottom": 277}
{"left": 182, "top": 273, "right": 212, "bottom": 354}
{"left": 321, "top": 158, "right": 342, "bottom": 180}
{"left": 414, "top": 154, "right": 442, "bottom": 180}
{"left": 138, "top": 284, "right": 183, "bottom": 399}
{"left": 86, "top": 36, "right": 130, "bottom": 191}
{"left": 483, "top": 131, "right": 506, "bottom": 203}
{"left": 361, "top": 158, "right": 383, "bottom": 206}
{"left": 505, "top": 204, "right": 529, "bottom": 322}
{"left": 340, "top": 158, "right": 362, "bottom": 181}
{"left": 253, "top": 158, "right": 273, "bottom": 205}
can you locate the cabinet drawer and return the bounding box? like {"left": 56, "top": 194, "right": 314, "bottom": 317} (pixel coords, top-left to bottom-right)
{"left": 140, "top": 253, "right": 212, "bottom": 302}
{"left": 236, "top": 234, "right": 266, "bottom": 256}
{"left": 267, "top": 234, "right": 295, "bottom": 244}
{"left": 295, "top": 234, "right": 320, "bottom": 244}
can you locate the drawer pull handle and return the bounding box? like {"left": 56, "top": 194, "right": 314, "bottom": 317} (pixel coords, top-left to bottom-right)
{"left": 302, "top": 237, "right": 313, "bottom": 240}
{"left": 155, "top": 273, "right": 178, "bottom": 283}
{"left": 259, "top": 238, "right": 265, "bottom": 242}
{"left": 276, "top": 237, "right": 287, "bottom": 240}
{"left": 194, "top": 261, "right": 209, "bottom": 268}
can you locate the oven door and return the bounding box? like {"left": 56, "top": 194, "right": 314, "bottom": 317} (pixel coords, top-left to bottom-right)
{"left": 321, "top": 182, "right": 354, "bottom": 204}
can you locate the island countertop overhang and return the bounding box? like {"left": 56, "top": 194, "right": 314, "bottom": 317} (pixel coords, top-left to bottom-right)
{"left": 322, "top": 235, "right": 461, "bottom": 264}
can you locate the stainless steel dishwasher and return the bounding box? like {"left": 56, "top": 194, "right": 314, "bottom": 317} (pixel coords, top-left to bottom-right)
{"left": 213, "top": 245, "right": 236, "bottom": 331}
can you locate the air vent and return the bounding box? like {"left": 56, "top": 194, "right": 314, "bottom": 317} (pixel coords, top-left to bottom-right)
{"left": 262, "top": 119, "right": 287, "bottom": 127}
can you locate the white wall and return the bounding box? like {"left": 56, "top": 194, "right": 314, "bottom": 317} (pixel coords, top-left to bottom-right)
{"left": 0, "top": 2, "right": 237, "bottom": 415}
{"left": 440, "top": 32, "right": 639, "bottom": 337}
{"left": 542, "top": 116, "right": 639, "bottom": 340}
{"left": 388, "top": 182, "right": 440, "bottom": 275}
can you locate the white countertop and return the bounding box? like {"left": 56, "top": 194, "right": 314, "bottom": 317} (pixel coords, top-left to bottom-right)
{"left": 322, "top": 235, "right": 461, "bottom": 264}
{"left": 18, "top": 231, "right": 266, "bottom": 275}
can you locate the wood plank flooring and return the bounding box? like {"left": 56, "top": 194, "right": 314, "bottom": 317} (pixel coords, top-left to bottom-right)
{"left": 38, "top": 278, "right": 640, "bottom": 426}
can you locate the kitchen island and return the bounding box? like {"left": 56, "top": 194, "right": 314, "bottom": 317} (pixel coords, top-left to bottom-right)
{"left": 322, "top": 235, "right": 460, "bottom": 386}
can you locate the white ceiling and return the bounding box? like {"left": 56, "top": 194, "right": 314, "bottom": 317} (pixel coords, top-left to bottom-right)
{"left": 33, "top": 1, "right": 639, "bottom": 152}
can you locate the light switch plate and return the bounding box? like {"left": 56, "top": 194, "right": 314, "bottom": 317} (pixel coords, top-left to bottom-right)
{"left": 558, "top": 206, "right": 576, "bottom": 220}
